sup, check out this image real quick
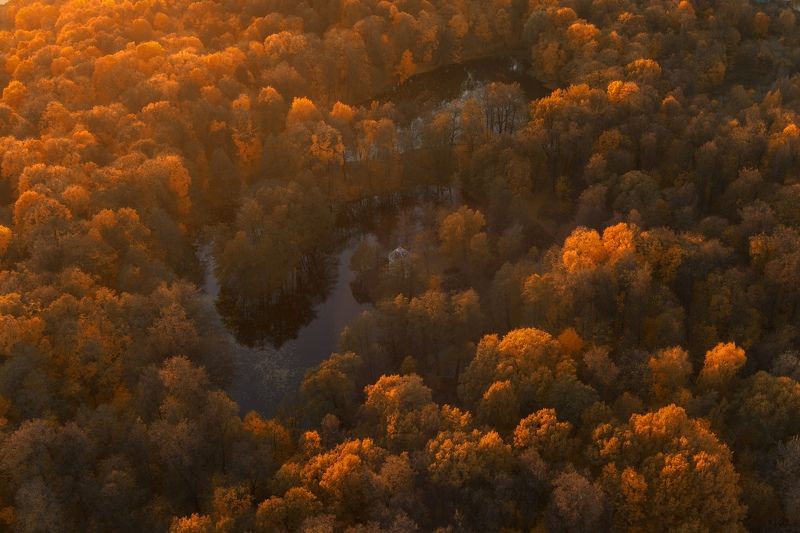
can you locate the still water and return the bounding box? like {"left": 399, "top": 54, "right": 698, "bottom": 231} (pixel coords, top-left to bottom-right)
{"left": 201, "top": 238, "right": 370, "bottom": 416}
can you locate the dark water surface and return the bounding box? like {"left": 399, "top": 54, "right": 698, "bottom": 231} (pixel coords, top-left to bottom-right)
{"left": 201, "top": 239, "right": 370, "bottom": 416}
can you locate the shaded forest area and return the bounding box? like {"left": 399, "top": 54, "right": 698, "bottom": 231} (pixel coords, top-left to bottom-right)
{"left": 0, "top": 0, "right": 799, "bottom": 531}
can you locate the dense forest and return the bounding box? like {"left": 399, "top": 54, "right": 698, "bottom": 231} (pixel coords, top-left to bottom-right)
{"left": 0, "top": 0, "right": 800, "bottom": 530}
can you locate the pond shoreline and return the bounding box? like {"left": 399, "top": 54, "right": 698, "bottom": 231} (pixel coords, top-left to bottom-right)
{"left": 204, "top": 55, "right": 550, "bottom": 417}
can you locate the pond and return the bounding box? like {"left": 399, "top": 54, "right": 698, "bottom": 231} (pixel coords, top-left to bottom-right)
{"left": 203, "top": 54, "right": 550, "bottom": 417}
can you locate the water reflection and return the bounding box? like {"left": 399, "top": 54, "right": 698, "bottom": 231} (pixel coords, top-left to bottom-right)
{"left": 201, "top": 238, "right": 371, "bottom": 415}
{"left": 216, "top": 248, "right": 337, "bottom": 349}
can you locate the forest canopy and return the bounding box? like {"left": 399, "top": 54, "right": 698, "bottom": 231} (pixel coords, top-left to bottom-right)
{"left": 0, "top": 0, "right": 799, "bottom": 531}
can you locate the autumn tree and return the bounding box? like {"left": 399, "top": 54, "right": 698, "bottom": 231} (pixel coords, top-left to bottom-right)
{"left": 599, "top": 405, "right": 746, "bottom": 531}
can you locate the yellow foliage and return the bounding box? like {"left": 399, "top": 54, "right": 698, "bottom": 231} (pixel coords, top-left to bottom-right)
{"left": 626, "top": 58, "right": 662, "bottom": 82}
{"left": 566, "top": 22, "right": 599, "bottom": 44}
{"left": 330, "top": 101, "right": 355, "bottom": 123}
{"left": 557, "top": 327, "right": 584, "bottom": 355}
{"left": 648, "top": 347, "right": 692, "bottom": 404}
{"left": 553, "top": 7, "right": 577, "bottom": 26}
{"left": 602, "top": 223, "right": 636, "bottom": 266}
{"left": 287, "top": 97, "right": 322, "bottom": 126}
{"left": 14, "top": 3, "right": 59, "bottom": 31}
{"left": 168, "top": 513, "right": 213, "bottom": 533}
{"left": 0, "top": 226, "right": 11, "bottom": 257}
{"left": 136, "top": 41, "right": 165, "bottom": 62}
{"left": 562, "top": 227, "right": 606, "bottom": 272}
{"left": 783, "top": 123, "right": 799, "bottom": 137}
{"left": 2, "top": 80, "right": 27, "bottom": 109}
{"left": 607, "top": 80, "right": 640, "bottom": 104}
{"left": 698, "top": 342, "right": 746, "bottom": 390}
{"left": 498, "top": 327, "right": 555, "bottom": 361}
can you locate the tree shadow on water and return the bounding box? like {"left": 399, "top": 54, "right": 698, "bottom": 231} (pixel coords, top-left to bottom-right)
{"left": 215, "top": 250, "right": 338, "bottom": 349}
